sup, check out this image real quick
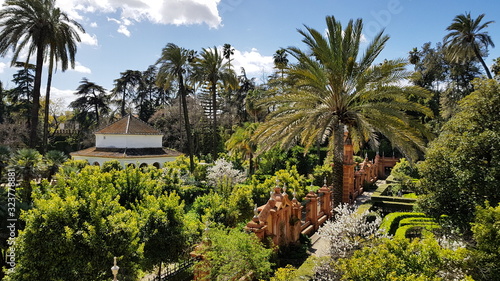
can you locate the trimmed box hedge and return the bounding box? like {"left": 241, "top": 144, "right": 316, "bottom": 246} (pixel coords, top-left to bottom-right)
{"left": 379, "top": 212, "right": 426, "bottom": 235}
{"left": 394, "top": 224, "right": 441, "bottom": 239}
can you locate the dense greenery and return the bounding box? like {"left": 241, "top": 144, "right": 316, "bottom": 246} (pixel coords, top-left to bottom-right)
{"left": 1, "top": 1, "right": 500, "bottom": 279}
{"left": 418, "top": 79, "right": 500, "bottom": 233}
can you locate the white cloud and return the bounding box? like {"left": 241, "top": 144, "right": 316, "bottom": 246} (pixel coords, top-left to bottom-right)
{"left": 232, "top": 48, "right": 274, "bottom": 83}
{"left": 71, "top": 61, "right": 92, "bottom": 74}
{"left": 117, "top": 24, "right": 131, "bottom": 37}
{"left": 45, "top": 87, "right": 76, "bottom": 108}
{"left": 90, "top": 22, "right": 98, "bottom": 28}
{"left": 79, "top": 32, "right": 98, "bottom": 46}
{"left": 0, "top": 62, "right": 6, "bottom": 74}
{"left": 56, "top": 0, "right": 222, "bottom": 34}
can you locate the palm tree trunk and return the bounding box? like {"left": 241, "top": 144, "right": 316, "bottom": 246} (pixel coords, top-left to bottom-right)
{"left": 43, "top": 52, "right": 54, "bottom": 153}
{"left": 474, "top": 46, "right": 493, "bottom": 79}
{"left": 30, "top": 44, "right": 45, "bottom": 148}
{"left": 179, "top": 74, "right": 195, "bottom": 173}
{"left": 211, "top": 83, "right": 218, "bottom": 160}
{"left": 332, "top": 117, "right": 344, "bottom": 207}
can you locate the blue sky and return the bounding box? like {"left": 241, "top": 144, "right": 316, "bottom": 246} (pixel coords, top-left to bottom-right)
{"left": 1, "top": 0, "right": 499, "bottom": 107}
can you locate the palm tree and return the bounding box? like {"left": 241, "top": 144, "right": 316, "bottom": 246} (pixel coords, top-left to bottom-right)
{"left": 0, "top": 0, "right": 84, "bottom": 148}
{"left": 273, "top": 48, "right": 289, "bottom": 79}
{"left": 113, "top": 70, "right": 143, "bottom": 117}
{"left": 70, "top": 78, "right": 110, "bottom": 127}
{"left": 9, "top": 148, "right": 43, "bottom": 203}
{"left": 156, "top": 43, "right": 196, "bottom": 172}
{"left": 223, "top": 43, "right": 235, "bottom": 71}
{"left": 226, "top": 122, "right": 258, "bottom": 175}
{"left": 194, "top": 47, "right": 237, "bottom": 160}
{"left": 44, "top": 149, "right": 67, "bottom": 181}
{"left": 255, "top": 16, "right": 432, "bottom": 205}
{"left": 42, "top": 6, "right": 84, "bottom": 152}
{"left": 444, "top": 12, "right": 495, "bottom": 79}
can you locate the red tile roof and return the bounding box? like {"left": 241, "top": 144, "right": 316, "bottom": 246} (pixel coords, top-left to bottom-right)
{"left": 95, "top": 115, "right": 162, "bottom": 135}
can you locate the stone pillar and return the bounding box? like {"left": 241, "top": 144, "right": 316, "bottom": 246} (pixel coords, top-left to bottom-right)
{"left": 305, "top": 191, "right": 319, "bottom": 229}
{"left": 291, "top": 195, "right": 302, "bottom": 243}
{"left": 319, "top": 184, "right": 332, "bottom": 218}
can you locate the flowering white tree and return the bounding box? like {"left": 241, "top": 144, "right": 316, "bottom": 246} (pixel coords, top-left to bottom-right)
{"left": 206, "top": 158, "right": 246, "bottom": 197}
{"left": 318, "top": 203, "right": 383, "bottom": 259}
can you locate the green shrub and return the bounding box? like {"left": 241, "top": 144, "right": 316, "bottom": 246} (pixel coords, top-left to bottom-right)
{"left": 398, "top": 217, "right": 436, "bottom": 228}
{"left": 394, "top": 224, "right": 440, "bottom": 239}
{"left": 379, "top": 212, "right": 426, "bottom": 235}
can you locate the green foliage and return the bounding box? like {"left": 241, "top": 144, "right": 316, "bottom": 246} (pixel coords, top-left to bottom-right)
{"left": 336, "top": 238, "right": 471, "bottom": 281}
{"left": 394, "top": 224, "right": 440, "bottom": 240}
{"left": 379, "top": 212, "right": 426, "bottom": 235}
{"left": 253, "top": 166, "right": 311, "bottom": 203}
{"left": 9, "top": 148, "right": 43, "bottom": 203}
{"left": 270, "top": 265, "right": 297, "bottom": 281}
{"left": 101, "top": 159, "right": 123, "bottom": 172}
{"left": 398, "top": 217, "right": 437, "bottom": 228}
{"left": 191, "top": 186, "right": 253, "bottom": 228}
{"left": 196, "top": 226, "right": 273, "bottom": 280}
{"left": 418, "top": 79, "right": 500, "bottom": 233}
{"left": 469, "top": 203, "right": 500, "bottom": 280}
{"left": 138, "top": 193, "right": 186, "bottom": 273}
{"left": 390, "top": 158, "right": 419, "bottom": 191}
{"left": 7, "top": 181, "right": 142, "bottom": 280}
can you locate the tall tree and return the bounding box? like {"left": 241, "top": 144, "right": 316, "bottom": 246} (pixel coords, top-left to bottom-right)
{"left": 444, "top": 12, "right": 495, "bottom": 79}
{"left": 156, "top": 43, "right": 196, "bottom": 172}
{"left": 223, "top": 43, "right": 234, "bottom": 71}
{"left": 255, "top": 16, "right": 432, "bottom": 205}
{"left": 41, "top": 5, "right": 84, "bottom": 152}
{"left": 0, "top": 0, "right": 83, "bottom": 148}
{"left": 273, "top": 48, "right": 289, "bottom": 80}
{"left": 70, "top": 78, "right": 110, "bottom": 127}
{"left": 113, "top": 70, "right": 142, "bottom": 117}
{"left": 194, "top": 47, "right": 237, "bottom": 160}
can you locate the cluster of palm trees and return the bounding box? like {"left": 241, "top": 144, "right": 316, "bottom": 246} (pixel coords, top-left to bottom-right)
{"left": 0, "top": 0, "right": 84, "bottom": 152}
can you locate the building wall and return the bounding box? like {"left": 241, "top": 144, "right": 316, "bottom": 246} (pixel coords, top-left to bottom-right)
{"left": 95, "top": 134, "right": 162, "bottom": 148}
{"left": 71, "top": 155, "right": 176, "bottom": 168}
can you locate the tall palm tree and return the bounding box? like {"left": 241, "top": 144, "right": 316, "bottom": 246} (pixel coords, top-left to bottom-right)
{"left": 223, "top": 43, "right": 235, "bottom": 71}
{"left": 194, "top": 47, "right": 237, "bottom": 160}
{"left": 70, "top": 78, "right": 110, "bottom": 127}
{"left": 0, "top": 0, "right": 84, "bottom": 148}
{"left": 444, "top": 12, "right": 495, "bottom": 79}
{"left": 255, "top": 16, "right": 432, "bottom": 205}
{"left": 156, "top": 43, "right": 196, "bottom": 172}
{"left": 273, "top": 48, "right": 289, "bottom": 79}
{"left": 113, "top": 70, "right": 143, "bottom": 117}
{"left": 42, "top": 6, "right": 84, "bottom": 152}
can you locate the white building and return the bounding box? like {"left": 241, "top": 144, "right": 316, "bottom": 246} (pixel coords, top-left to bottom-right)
{"left": 71, "top": 115, "right": 181, "bottom": 168}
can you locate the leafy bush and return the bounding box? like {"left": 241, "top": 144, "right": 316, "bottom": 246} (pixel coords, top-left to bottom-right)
{"left": 335, "top": 237, "right": 471, "bottom": 280}
{"left": 469, "top": 202, "right": 500, "bottom": 281}
{"left": 390, "top": 158, "right": 419, "bottom": 191}
{"left": 195, "top": 226, "right": 274, "bottom": 280}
